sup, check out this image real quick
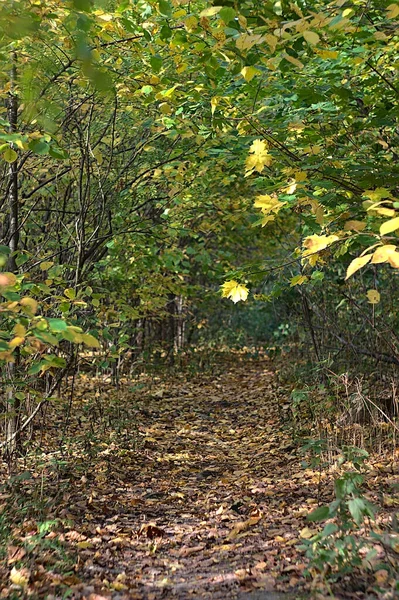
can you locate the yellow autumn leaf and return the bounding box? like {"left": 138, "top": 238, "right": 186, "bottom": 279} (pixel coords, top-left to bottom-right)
{"left": 3, "top": 147, "right": 17, "bottom": 163}
{"left": 284, "top": 181, "right": 297, "bottom": 194}
{"left": 250, "top": 139, "right": 267, "bottom": 154}
{"left": 387, "top": 3, "right": 399, "bottom": 18}
{"left": 259, "top": 215, "right": 276, "bottom": 227}
{"left": 0, "top": 272, "right": 17, "bottom": 287}
{"left": 81, "top": 333, "right": 101, "bottom": 348}
{"left": 283, "top": 53, "right": 304, "bottom": 69}
{"left": 221, "top": 280, "right": 249, "bottom": 304}
{"left": 388, "top": 251, "right": 399, "bottom": 268}
{"left": 380, "top": 216, "right": 399, "bottom": 236}
{"left": 199, "top": 6, "right": 222, "bottom": 17}
{"left": 290, "top": 275, "right": 308, "bottom": 287}
{"left": 371, "top": 245, "right": 396, "bottom": 264}
{"left": 302, "top": 234, "right": 339, "bottom": 256}
{"left": 345, "top": 254, "right": 373, "bottom": 279}
{"left": 317, "top": 49, "right": 339, "bottom": 59}
{"left": 110, "top": 580, "right": 128, "bottom": 591}
{"left": 76, "top": 540, "right": 94, "bottom": 549}
{"left": 300, "top": 527, "right": 317, "bottom": 539}
{"left": 265, "top": 33, "right": 278, "bottom": 51}
{"left": 40, "top": 261, "right": 54, "bottom": 271}
{"left": 159, "top": 102, "right": 172, "bottom": 114}
{"left": 310, "top": 145, "right": 322, "bottom": 155}
{"left": 236, "top": 33, "right": 263, "bottom": 51}
{"left": 375, "top": 206, "right": 396, "bottom": 217}
{"left": 303, "top": 30, "right": 320, "bottom": 45}
{"left": 363, "top": 188, "right": 392, "bottom": 201}
{"left": 10, "top": 567, "right": 30, "bottom": 587}
{"left": 294, "top": 171, "right": 307, "bottom": 182}
{"left": 211, "top": 97, "right": 219, "bottom": 115}
{"left": 367, "top": 290, "right": 380, "bottom": 304}
{"left": 20, "top": 297, "right": 38, "bottom": 314}
{"left": 245, "top": 139, "right": 272, "bottom": 175}
{"left": 184, "top": 15, "right": 198, "bottom": 31}
{"left": 253, "top": 194, "right": 285, "bottom": 214}
{"left": 9, "top": 336, "right": 25, "bottom": 349}
{"left": 245, "top": 153, "right": 271, "bottom": 174}
{"left": 241, "top": 66, "right": 260, "bottom": 82}
{"left": 14, "top": 324, "right": 26, "bottom": 337}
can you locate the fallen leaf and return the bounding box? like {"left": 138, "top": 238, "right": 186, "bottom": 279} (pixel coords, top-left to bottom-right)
{"left": 138, "top": 523, "right": 166, "bottom": 539}
{"left": 300, "top": 526, "right": 317, "bottom": 539}
{"left": 10, "top": 566, "right": 30, "bottom": 587}
{"left": 227, "top": 516, "right": 261, "bottom": 540}
{"left": 7, "top": 546, "right": 26, "bottom": 564}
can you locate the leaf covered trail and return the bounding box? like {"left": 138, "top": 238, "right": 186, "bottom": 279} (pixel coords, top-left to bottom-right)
{"left": 66, "top": 357, "right": 313, "bottom": 599}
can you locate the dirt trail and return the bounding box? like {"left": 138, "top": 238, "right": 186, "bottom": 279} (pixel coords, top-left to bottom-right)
{"left": 65, "top": 357, "right": 315, "bottom": 599}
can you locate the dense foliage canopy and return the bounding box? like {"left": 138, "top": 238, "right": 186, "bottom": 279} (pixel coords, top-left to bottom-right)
{"left": 1, "top": 0, "right": 399, "bottom": 450}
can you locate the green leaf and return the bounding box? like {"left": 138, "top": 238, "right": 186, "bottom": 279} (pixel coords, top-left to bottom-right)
{"left": 29, "top": 140, "right": 49, "bottom": 155}
{"left": 219, "top": 7, "right": 236, "bottom": 23}
{"left": 62, "top": 327, "right": 83, "bottom": 343}
{"left": 158, "top": 0, "right": 172, "bottom": 17}
{"left": 72, "top": 0, "right": 92, "bottom": 11}
{"left": 43, "top": 355, "right": 66, "bottom": 368}
{"left": 307, "top": 505, "right": 330, "bottom": 522}
{"left": 64, "top": 288, "right": 76, "bottom": 300}
{"left": 321, "top": 522, "right": 338, "bottom": 537}
{"left": 141, "top": 85, "right": 153, "bottom": 95}
{"left": 3, "top": 146, "right": 17, "bottom": 163}
{"left": 15, "top": 252, "right": 29, "bottom": 266}
{"left": 28, "top": 361, "right": 45, "bottom": 374}
{"left": 348, "top": 498, "right": 366, "bottom": 525}
{"left": 48, "top": 318, "right": 67, "bottom": 332}
{"left": 150, "top": 55, "right": 162, "bottom": 72}
{"left": 49, "top": 146, "right": 68, "bottom": 160}
{"left": 90, "top": 68, "right": 113, "bottom": 92}
{"left": 35, "top": 331, "right": 59, "bottom": 346}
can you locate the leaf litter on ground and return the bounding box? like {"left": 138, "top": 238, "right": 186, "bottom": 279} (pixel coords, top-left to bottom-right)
{"left": 0, "top": 353, "right": 398, "bottom": 599}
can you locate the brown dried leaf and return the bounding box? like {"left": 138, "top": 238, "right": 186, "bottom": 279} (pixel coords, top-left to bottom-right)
{"left": 138, "top": 523, "right": 166, "bottom": 539}
{"left": 7, "top": 546, "right": 26, "bottom": 564}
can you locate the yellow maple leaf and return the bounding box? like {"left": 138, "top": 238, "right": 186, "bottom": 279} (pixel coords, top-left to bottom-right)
{"left": 259, "top": 215, "right": 276, "bottom": 227}
{"left": 245, "top": 140, "right": 272, "bottom": 176}
{"left": 253, "top": 194, "right": 285, "bottom": 214}
{"left": 249, "top": 139, "right": 267, "bottom": 154}
{"left": 10, "top": 567, "right": 30, "bottom": 588}
{"left": 290, "top": 275, "right": 308, "bottom": 287}
{"left": 221, "top": 280, "right": 249, "bottom": 303}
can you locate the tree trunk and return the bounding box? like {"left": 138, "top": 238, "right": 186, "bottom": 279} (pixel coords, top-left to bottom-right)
{"left": 5, "top": 52, "right": 20, "bottom": 456}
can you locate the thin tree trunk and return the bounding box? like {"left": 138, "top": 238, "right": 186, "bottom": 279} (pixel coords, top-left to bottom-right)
{"left": 5, "top": 52, "right": 20, "bottom": 456}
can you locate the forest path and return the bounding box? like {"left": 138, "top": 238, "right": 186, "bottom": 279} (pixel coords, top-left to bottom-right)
{"left": 67, "top": 356, "right": 314, "bottom": 599}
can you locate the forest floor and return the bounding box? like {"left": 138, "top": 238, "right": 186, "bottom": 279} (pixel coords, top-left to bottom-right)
{"left": 1, "top": 354, "right": 398, "bottom": 599}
